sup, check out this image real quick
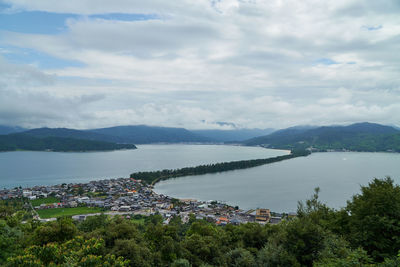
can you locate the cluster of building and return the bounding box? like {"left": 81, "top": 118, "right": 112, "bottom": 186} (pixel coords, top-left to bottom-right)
{"left": 1, "top": 178, "right": 289, "bottom": 225}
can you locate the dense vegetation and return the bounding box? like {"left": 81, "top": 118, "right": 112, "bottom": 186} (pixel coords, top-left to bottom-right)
{"left": 130, "top": 149, "right": 310, "bottom": 184}
{"left": 22, "top": 127, "right": 123, "bottom": 143}
{"left": 245, "top": 122, "right": 400, "bottom": 152}
{"left": 2, "top": 177, "right": 400, "bottom": 266}
{"left": 0, "top": 134, "right": 137, "bottom": 152}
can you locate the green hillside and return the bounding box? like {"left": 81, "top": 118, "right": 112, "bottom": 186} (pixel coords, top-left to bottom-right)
{"left": 0, "top": 134, "right": 136, "bottom": 152}
{"left": 245, "top": 122, "right": 400, "bottom": 152}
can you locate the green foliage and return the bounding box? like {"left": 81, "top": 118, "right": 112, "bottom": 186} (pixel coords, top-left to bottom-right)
{"left": 0, "top": 199, "right": 25, "bottom": 220}
{"left": 0, "top": 219, "right": 24, "bottom": 263}
{"left": 225, "top": 248, "right": 256, "bottom": 267}
{"left": 257, "top": 242, "right": 300, "bottom": 267}
{"left": 314, "top": 248, "right": 373, "bottom": 267}
{"left": 78, "top": 214, "right": 108, "bottom": 233}
{"left": 112, "top": 239, "right": 153, "bottom": 267}
{"left": 171, "top": 258, "right": 192, "bottom": 267}
{"left": 7, "top": 236, "right": 129, "bottom": 266}
{"left": 32, "top": 217, "right": 77, "bottom": 245}
{"left": 341, "top": 177, "right": 400, "bottom": 261}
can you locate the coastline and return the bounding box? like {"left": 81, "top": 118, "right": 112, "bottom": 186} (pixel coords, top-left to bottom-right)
{"left": 1, "top": 151, "right": 308, "bottom": 222}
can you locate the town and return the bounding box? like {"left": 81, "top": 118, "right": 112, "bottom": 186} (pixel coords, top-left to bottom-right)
{"left": 0, "top": 177, "right": 290, "bottom": 225}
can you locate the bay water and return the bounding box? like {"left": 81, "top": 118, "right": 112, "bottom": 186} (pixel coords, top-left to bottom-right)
{"left": 155, "top": 151, "right": 400, "bottom": 212}
{"left": 0, "top": 145, "right": 287, "bottom": 189}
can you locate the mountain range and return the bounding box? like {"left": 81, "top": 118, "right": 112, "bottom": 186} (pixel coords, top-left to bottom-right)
{"left": 0, "top": 133, "right": 136, "bottom": 152}
{"left": 1, "top": 122, "right": 400, "bottom": 152}
{"left": 1, "top": 125, "right": 276, "bottom": 144}
{"left": 244, "top": 122, "right": 400, "bottom": 152}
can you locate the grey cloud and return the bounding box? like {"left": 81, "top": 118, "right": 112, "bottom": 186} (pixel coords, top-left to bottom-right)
{"left": 66, "top": 18, "right": 220, "bottom": 56}
{"left": 0, "top": 57, "right": 55, "bottom": 87}
{"left": 1, "top": 0, "right": 400, "bottom": 129}
{"left": 336, "top": 1, "right": 400, "bottom": 17}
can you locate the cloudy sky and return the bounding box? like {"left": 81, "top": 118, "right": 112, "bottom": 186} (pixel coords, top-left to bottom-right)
{"left": 0, "top": 0, "right": 399, "bottom": 130}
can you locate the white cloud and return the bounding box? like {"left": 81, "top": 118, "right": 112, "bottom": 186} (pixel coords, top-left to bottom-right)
{"left": 1, "top": 0, "right": 400, "bottom": 129}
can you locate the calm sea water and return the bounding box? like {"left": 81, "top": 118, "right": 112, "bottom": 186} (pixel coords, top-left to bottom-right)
{"left": 154, "top": 152, "right": 400, "bottom": 212}
{"left": 0, "top": 145, "right": 287, "bottom": 189}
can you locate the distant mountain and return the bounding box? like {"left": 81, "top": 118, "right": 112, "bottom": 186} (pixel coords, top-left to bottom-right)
{"left": 0, "top": 133, "right": 136, "bottom": 152}
{"left": 88, "top": 125, "right": 212, "bottom": 144}
{"left": 20, "top": 125, "right": 212, "bottom": 144}
{"left": 0, "top": 125, "right": 26, "bottom": 135}
{"left": 244, "top": 122, "right": 400, "bottom": 152}
{"left": 191, "top": 128, "right": 275, "bottom": 142}
{"left": 23, "top": 127, "right": 122, "bottom": 143}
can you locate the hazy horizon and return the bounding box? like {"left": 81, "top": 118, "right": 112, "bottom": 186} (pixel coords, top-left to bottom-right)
{"left": 1, "top": 121, "right": 399, "bottom": 132}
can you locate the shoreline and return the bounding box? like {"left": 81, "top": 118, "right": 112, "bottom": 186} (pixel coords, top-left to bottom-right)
{"left": 2, "top": 151, "right": 309, "bottom": 217}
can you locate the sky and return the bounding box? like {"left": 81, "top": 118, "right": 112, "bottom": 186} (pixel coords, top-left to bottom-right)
{"left": 0, "top": 0, "right": 399, "bottom": 130}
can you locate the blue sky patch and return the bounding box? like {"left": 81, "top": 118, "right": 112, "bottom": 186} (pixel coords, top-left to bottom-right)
{"left": 0, "top": 10, "right": 158, "bottom": 68}
{"left": 362, "top": 25, "right": 383, "bottom": 31}
{"left": 314, "top": 58, "right": 338, "bottom": 65}
{"left": 0, "top": 11, "right": 79, "bottom": 34}
{"left": 0, "top": 10, "right": 158, "bottom": 35}
{"left": 91, "top": 13, "right": 159, "bottom": 21}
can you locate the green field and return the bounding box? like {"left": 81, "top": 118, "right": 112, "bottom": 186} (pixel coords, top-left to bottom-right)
{"left": 37, "top": 207, "right": 103, "bottom": 219}
{"left": 131, "top": 218, "right": 145, "bottom": 224}
{"left": 30, "top": 197, "right": 60, "bottom": 206}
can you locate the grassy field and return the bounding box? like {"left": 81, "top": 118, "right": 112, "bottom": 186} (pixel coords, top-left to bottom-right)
{"left": 131, "top": 218, "right": 145, "bottom": 224}
{"left": 37, "top": 207, "right": 103, "bottom": 219}
{"left": 30, "top": 196, "right": 60, "bottom": 206}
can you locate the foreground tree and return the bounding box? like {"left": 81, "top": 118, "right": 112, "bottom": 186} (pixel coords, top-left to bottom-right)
{"left": 343, "top": 177, "right": 400, "bottom": 261}
{"left": 7, "top": 236, "right": 129, "bottom": 266}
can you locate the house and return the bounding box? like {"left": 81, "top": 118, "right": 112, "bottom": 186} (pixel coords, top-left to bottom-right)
{"left": 216, "top": 217, "right": 229, "bottom": 226}
{"left": 23, "top": 190, "right": 32, "bottom": 197}
{"left": 77, "top": 196, "right": 89, "bottom": 203}
{"left": 255, "top": 208, "right": 271, "bottom": 222}
{"left": 119, "top": 206, "right": 131, "bottom": 212}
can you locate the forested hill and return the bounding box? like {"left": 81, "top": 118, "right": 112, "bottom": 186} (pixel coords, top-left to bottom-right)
{"left": 88, "top": 125, "right": 212, "bottom": 144}
{"left": 21, "top": 126, "right": 211, "bottom": 144}
{"left": 23, "top": 127, "right": 122, "bottom": 143}
{"left": 244, "top": 122, "right": 400, "bottom": 152}
{"left": 0, "top": 134, "right": 136, "bottom": 152}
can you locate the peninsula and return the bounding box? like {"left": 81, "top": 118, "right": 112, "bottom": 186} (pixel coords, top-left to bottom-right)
{"left": 130, "top": 149, "right": 310, "bottom": 185}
